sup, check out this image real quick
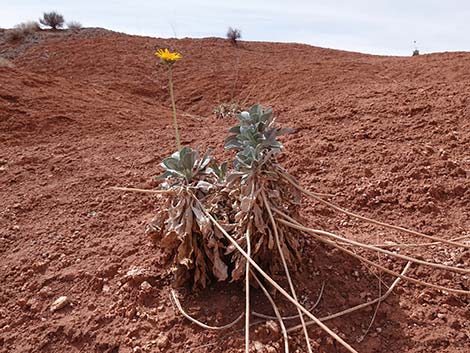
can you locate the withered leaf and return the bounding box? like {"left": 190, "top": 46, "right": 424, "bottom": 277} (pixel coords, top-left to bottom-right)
{"left": 212, "top": 247, "right": 228, "bottom": 281}
{"left": 191, "top": 204, "right": 211, "bottom": 237}
{"left": 231, "top": 256, "right": 246, "bottom": 282}
{"left": 177, "top": 235, "right": 194, "bottom": 269}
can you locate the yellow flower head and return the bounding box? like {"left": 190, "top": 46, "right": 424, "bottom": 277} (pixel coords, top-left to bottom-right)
{"left": 155, "top": 48, "right": 182, "bottom": 64}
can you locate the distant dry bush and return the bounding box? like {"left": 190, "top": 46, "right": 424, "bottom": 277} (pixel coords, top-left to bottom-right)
{"left": 0, "top": 57, "right": 14, "bottom": 68}
{"left": 412, "top": 41, "right": 420, "bottom": 56}
{"left": 40, "top": 11, "right": 65, "bottom": 30}
{"left": 5, "top": 21, "right": 41, "bottom": 43}
{"left": 67, "top": 21, "right": 82, "bottom": 31}
{"left": 226, "top": 27, "right": 241, "bottom": 45}
{"left": 19, "top": 21, "right": 41, "bottom": 32}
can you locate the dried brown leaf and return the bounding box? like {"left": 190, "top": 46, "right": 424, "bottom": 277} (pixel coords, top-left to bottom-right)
{"left": 212, "top": 247, "right": 228, "bottom": 281}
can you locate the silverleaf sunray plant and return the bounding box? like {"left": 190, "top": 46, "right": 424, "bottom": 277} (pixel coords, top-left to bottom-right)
{"left": 112, "top": 63, "right": 470, "bottom": 353}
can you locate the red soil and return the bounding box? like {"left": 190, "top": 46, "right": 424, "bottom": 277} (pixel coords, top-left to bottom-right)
{"left": 0, "top": 29, "right": 469, "bottom": 353}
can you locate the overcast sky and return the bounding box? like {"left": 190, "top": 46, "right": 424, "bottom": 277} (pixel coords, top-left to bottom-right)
{"left": 1, "top": 0, "right": 469, "bottom": 56}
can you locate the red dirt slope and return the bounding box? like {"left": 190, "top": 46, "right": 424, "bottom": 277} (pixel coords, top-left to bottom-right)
{"left": 0, "top": 29, "right": 469, "bottom": 353}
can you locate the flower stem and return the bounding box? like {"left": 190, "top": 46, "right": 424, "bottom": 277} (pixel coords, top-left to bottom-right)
{"left": 168, "top": 65, "right": 181, "bottom": 151}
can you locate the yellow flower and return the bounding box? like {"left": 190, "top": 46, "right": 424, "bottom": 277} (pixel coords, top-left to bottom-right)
{"left": 155, "top": 48, "right": 182, "bottom": 64}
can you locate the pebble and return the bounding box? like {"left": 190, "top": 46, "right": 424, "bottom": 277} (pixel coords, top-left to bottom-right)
{"left": 140, "top": 281, "right": 152, "bottom": 291}
{"left": 125, "top": 306, "right": 136, "bottom": 319}
{"left": 155, "top": 333, "right": 169, "bottom": 348}
{"left": 265, "top": 320, "right": 280, "bottom": 336}
{"left": 50, "top": 296, "right": 69, "bottom": 312}
{"left": 253, "top": 341, "right": 264, "bottom": 352}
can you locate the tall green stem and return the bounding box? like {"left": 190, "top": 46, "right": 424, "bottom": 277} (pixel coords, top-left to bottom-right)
{"left": 168, "top": 65, "right": 181, "bottom": 151}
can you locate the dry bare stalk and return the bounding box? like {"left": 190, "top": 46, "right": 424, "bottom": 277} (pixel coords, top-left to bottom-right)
{"left": 262, "top": 190, "right": 313, "bottom": 353}
{"left": 192, "top": 196, "right": 360, "bottom": 353}
{"left": 110, "top": 186, "right": 174, "bottom": 195}
{"left": 276, "top": 219, "right": 469, "bottom": 274}
{"left": 245, "top": 223, "right": 252, "bottom": 353}
{"left": 281, "top": 173, "right": 469, "bottom": 249}
{"left": 170, "top": 289, "right": 244, "bottom": 330}
{"left": 287, "top": 262, "right": 412, "bottom": 333}
{"left": 374, "top": 234, "right": 470, "bottom": 248}
{"left": 252, "top": 281, "right": 325, "bottom": 321}
{"left": 274, "top": 212, "right": 469, "bottom": 295}
{"left": 253, "top": 273, "right": 290, "bottom": 353}
{"left": 358, "top": 231, "right": 383, "bottom": 343}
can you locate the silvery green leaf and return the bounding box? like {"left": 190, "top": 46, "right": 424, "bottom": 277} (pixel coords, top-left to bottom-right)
{"left": 249, "top": 104, "right": 262, "bottom": 118}
{"left": 170, "top": 150, "right": 182, "bottom": 160}
{"left": 161, "top": 157, "right": 180, "bottom": 171}
{"left": 229, "top": 125, "right": 241, "bottom": 134}
{"left": 207, "top": 161, "right": 227, "bottom": 181}
{"left": 181, "top": 147, "right": 196, "bottom": 170}
{"left": 221, "top": 161, "right": 227, "bottom": 175}
{"left": 158, "top": 170, "right": 185, "bottom": 179}
{"left": 197, "top": 149, "right": 213, "bottom": 172}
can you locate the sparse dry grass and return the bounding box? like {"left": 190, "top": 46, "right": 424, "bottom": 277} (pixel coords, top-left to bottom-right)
{"left": 67, "top": 21, "right": 82, "bottom": 31}
{"left": 5, "top": 21, "right": 41, "bottom": 43}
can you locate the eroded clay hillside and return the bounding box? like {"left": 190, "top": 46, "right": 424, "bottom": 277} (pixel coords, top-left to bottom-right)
{"left": 1, "top": 29, "right": 469, "bottom": 353}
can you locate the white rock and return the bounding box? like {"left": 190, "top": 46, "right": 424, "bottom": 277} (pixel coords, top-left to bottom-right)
{"left": 140, "top": 281, "right": 152, "bottom": 291}
{"left": 50, "top": 296, "right": 69, "bottom": 312}
{"left": 253, "top": 341, "right": 264, "bottom": 352}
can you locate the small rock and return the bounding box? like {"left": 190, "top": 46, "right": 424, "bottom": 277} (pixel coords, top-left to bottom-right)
{"left": 27, "top": 298, "right": 40, "bottom": 312}
{"left": 125, "top": 306, "right": 136, "bottom": 319}
{"left": 38, "top": 286, "right": 53, "bottom": 298}
{"left": 102, "top": 284, "right": 111, "bottom": 293}
{"left": 50, "top": 296, "right": 69, "bottom": 313}
{"left": 265, "top": 320, "right": 280, "bottom": 336}
{"left": 155, "top": 333, "right": 169, "bottom": 348}
{"left": 17, "top": 298, "right": 28, "bottom": 307}
{"left": 32, "top": 260, "right": 49, "bottom": 273}
{"left": 439, "top": 148, "right": 448, "bottom": 160}
{"left": 253, "top": 341, "right": 264, "bottom": 352}
{"left": 123, "top": 266, "right": 154, "bottom": 285}
{"left": 140, "top": 281, "right": 152, "bottom": 291}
